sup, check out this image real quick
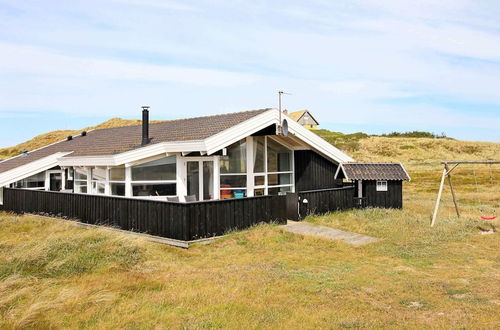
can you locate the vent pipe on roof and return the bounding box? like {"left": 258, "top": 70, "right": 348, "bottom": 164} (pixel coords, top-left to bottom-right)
{"left": 141, "top": 105, "right": 150, "bottom": 146}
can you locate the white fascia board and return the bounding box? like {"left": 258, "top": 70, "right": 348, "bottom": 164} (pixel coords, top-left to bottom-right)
{"left": 204, "top": 109, "right": 279, "bottom": 155}
{"left": 400, "top": 162, "right": 411, "bottom": 181}
{"left": 285, "top": 114, "right": 355, "bottom": 163}
{"left": 0, "top": 152, "right": 72, "bottom": 187}
{"left": 334, "top": 163, "right": 348, "bottom": 180}
{"left": 58, "top": 140, "right": 206, "bottom": 167}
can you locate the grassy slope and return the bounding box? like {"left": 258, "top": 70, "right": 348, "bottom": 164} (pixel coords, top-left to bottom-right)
{"left": 0, "top": 125, "right": 499, "bottom": 328}
{"left": 0, "top": 118, "right": 164, "bottom": 160}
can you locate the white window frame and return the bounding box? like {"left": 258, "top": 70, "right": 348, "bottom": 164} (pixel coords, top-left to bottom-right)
{"left": 376, "top": 180, "right": 388, "bottom": 192}
{"left": 129, "top": 156, "right": 177, "bottom": 199}
{"left": 73, "top": 166, "right": 89, "bottom": 194}
{"left": 181, "top": 157, "right": 219, "bottom": 201}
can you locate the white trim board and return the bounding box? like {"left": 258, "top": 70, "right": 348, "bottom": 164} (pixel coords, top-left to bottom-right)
{"left": 0, "top": 152, "right": 72, "bottom": 187}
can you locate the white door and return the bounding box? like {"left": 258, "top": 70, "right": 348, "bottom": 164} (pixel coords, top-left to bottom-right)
{"left": 184, "top": 158, "right": 218, "bottom": 201}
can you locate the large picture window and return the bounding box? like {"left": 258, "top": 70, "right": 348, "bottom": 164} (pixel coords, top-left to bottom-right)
{"left": 13, "top": 172, "right": 45, "bottom": 190}
{"left": 131, "top": 156, "right": 177, "bottom": 197}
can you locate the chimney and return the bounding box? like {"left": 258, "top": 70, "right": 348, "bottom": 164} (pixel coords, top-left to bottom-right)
{"left": 141, "top": 105, "right": 150, "bottom": 145}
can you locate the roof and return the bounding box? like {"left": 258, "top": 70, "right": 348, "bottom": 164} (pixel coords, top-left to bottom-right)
{"left": 288, "top": 110, "right": 319, "bottom": 125}
{"left": 0, "top": 109, "right": 269, "bottom": 174}
{"left": 335, "top": 163, "right": 410, "bottom": 181}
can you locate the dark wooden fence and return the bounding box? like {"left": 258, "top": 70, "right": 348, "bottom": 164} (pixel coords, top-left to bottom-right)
{"left": 298, "top": 186, "right": 355, "bottom": 219}
{"left": 1, "top": 186, "right": 358, "bottom": 241}
{"left": 2, "top": 188, "right": 286, "bottom": 241}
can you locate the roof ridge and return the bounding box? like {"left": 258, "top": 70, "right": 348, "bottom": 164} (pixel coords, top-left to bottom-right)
{"left": 90, "top": 108, "right": 273, "bottom": 133}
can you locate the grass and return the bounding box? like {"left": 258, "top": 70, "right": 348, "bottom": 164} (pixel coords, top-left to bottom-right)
{"left": 0, "top": 176, "right": 498, "bottom": 328}
{"left": 0, "top": 121, "right": 499, "bottom": 328}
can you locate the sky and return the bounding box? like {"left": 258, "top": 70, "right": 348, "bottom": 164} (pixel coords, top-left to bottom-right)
{"left": 0, "top": 0, "right": 499, "bottom": 147}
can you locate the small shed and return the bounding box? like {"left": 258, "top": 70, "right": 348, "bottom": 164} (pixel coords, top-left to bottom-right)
{"left": 335, "top": 163, "right": 410, "bottom": 209}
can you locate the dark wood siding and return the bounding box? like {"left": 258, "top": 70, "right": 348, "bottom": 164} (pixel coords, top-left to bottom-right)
{"left": 298, "top": 186, "right": 355, "bottom": 219}
{"left": 2, "top": 188, "right": 287, "bottom": 241}
{"left": 361, "top": 180, "right": 403, "bottom": 209}
{"left": 294, "top": 150, "right": 341, "bottom": 192}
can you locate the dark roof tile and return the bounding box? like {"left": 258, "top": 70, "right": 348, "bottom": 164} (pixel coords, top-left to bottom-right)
{"left": 338, "top": 163, "right": 410, "bottom": 181}
{"left": 0, "top": 109, "right": 270, "bottom": 174}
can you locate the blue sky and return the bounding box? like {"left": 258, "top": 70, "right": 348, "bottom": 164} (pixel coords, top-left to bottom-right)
{"left": 0, "top": 0, "right": 499, "bottom": 147}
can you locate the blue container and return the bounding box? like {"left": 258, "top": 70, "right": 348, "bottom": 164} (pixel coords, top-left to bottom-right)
{"left": 233, "top": 190, "right": 245, "bottom": 198}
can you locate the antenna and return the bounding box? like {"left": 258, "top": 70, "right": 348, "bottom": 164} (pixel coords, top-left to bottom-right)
{"left": 278, "top": 90, "right": 291, "bottom": 135}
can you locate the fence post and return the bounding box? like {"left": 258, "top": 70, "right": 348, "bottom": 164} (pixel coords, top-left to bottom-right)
{"left": 286, "top": 192, "right": 299, "bottom": 221}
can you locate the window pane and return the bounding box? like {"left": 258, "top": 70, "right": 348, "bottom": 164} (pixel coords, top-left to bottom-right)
{"left": 220, "top": 140, "right": 246, "bottom": 173}
{"left": 110, "top": 167, "right": 125, "bottom": 181}
{"left": 132, "top": 183, "right": 176, "bottom": 196}
{"left": 220, "top": 175, "right": 247, "bottom": 188}
{"left": 267, "top": 139, "right": 291, "bottom": 172}
{"left": 92, "top": 182, "right": 105, "bottom": 194}
{"left": 110, "top": 183, "right": 125, "bottom": 196}
{"left": 75, "top": 181, "right": 87, "bottom": 194}
{"left": 203, "top": 161, "right": 214, "bottom": 201}
{"left": 254, "top": 175, "right": 265, "bottom": 186}
{"left": 253, "top": 136, "right": 265, "bottom": 173}
{"left": 74, "top": 168, "right": 87, "bottom": 180}
{"left": 187, "top": 161, "right": 199, "bottom": 201}
{"left": 132, "top": 156, "right": 176, "bottom": 181}
{"left": 268, "top": 186, "right": 291, "bottom": 196}
{"left": 254, "top": 188, "right": 265, "bottom": 196}
{"left": 92, "top": 168, "right": 107, "bottom": 181}
{"left": 268, "top": 173, "right": 292, "bottom": 186}
{"left": 14, "top": 172, "right": 45, "bottom": 188}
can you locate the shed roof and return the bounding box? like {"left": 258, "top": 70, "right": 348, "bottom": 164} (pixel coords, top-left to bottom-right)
{"left": 0, "top": 109, "right": 269, "bottom": 174}
{"left": 335, "top": 163, "right": 410, "bottom": 181}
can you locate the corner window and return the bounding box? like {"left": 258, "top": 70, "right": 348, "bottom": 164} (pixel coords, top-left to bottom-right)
{"left": 376, "top": 180, "right": 388, "bottom": 192}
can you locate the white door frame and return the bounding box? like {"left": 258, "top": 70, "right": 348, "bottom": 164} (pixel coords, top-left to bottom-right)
{"left": 45, "top": 169, "right": 65, "bottom": 191}
{"left": 181, "top": 156, "right": 219, "bottom": 201}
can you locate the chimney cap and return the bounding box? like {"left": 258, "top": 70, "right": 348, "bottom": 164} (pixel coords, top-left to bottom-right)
{"left": 141, "top": 105, "right": 150, "bottom": 111}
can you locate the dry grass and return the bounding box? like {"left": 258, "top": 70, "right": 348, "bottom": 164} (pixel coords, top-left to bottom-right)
{"left": 0, "top": 124, "right": 499, "bottom": 328}
{"left": 0, "top": 174, "right": 498, "bottom": 328}
{"left": 352, "top": 136, "right": 499, "bottom": 166}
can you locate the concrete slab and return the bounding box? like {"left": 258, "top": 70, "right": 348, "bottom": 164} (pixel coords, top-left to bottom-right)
{"left": 283, "top": 221, "right": 378, "bottom": 246}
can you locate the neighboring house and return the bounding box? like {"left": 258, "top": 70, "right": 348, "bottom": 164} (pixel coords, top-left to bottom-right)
{"left": 0, "top": 108, "right": 353, "bottom": 203}
{"left": 288, "top": 110, "right": 320, "bottom": 130}
{"left": 335, "top": 163, "right": 411, "bottom": 209}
